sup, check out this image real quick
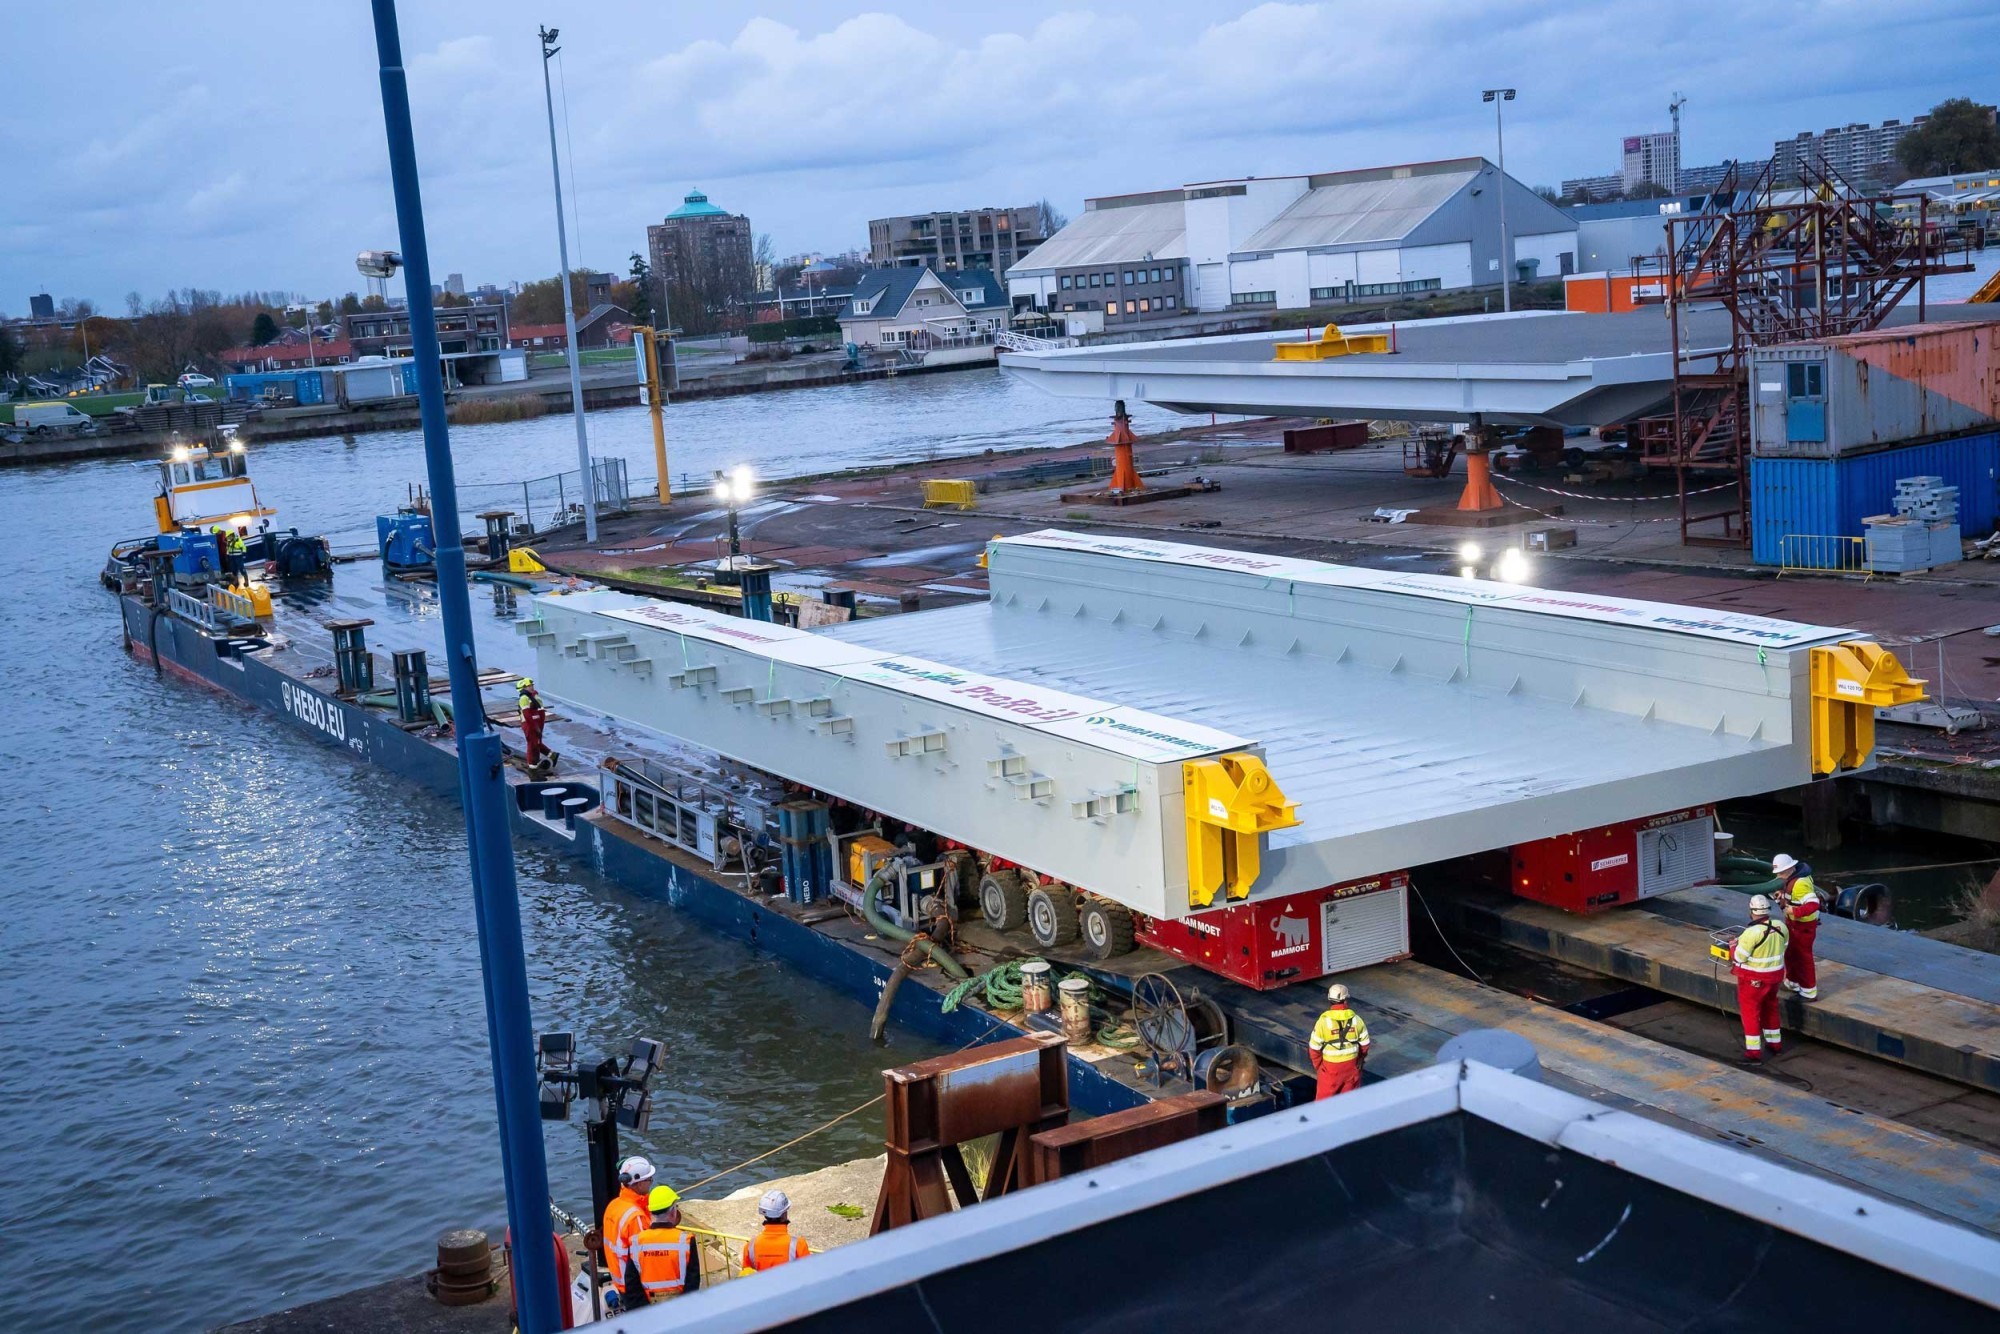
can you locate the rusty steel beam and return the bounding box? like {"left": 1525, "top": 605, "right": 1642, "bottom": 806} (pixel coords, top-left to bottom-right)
{"left": 1024, "top": 1090, "right": 1227, "bottom": 1187}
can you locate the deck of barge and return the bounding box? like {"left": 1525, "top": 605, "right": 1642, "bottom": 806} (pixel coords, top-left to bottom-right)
{"left": 1442, "top": 890, "right": 2000, "bottom": 1094}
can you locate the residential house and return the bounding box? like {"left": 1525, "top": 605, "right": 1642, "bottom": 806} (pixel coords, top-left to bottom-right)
{"left": 507, "top": 304, "right": 631, "bottom": 351}
{"left": 837, "top": 267, "right": 1008, "bottom": 351}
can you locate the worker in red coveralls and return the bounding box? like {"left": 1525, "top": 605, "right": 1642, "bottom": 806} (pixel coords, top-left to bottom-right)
{"left": 1772, "top": 852, "right": 1822, "bottom": 1001}
{"left": 1731, "top": 895, "right": 1790, "bottom": 1063}
{"left": 1308, "top": 983, "right": 1370, "bottom": 1099}
{"left": 518, "top": 677, "right": 550, "bottom": 770}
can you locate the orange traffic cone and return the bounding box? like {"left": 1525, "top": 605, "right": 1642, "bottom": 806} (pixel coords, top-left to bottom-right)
{"left": 1108, "top": 399, "right": 1142, "bottom": 493}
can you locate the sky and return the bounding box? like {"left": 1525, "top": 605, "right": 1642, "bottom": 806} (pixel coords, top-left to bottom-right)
{"left": 2, "top": 0, "right": 1995, "bottom": 313}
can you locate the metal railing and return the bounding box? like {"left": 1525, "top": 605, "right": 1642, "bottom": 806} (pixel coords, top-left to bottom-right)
{"left": 995, "top": 329, "right": 1079, "bottom": 353}
{"left": 212, "top": 585, "right": 259, "bottom": 622}
{"left": 167, "top": 586, "right": 223, "bottom": 630}
{"left": 451, "top": 457, "right": 630, "bottom": 536}
{"left": 1778, "top": 533, "right": 1872, "bottom": 578}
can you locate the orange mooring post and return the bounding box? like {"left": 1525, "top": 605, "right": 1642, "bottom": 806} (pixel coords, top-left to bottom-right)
{"left": 1108, "top": 398, "right": 1143, "bottom": 492}
{"left": 1456, "top": 448, "right": 1504, "bottom": 512}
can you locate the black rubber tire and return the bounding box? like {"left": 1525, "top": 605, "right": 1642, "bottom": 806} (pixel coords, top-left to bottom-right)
{"left": 1080, "top": 898, "right": 1137, "bottom": 960}
{"left": 1028, "top": 885, "right": 1081, "bottom": 949}
{"left": 979, "top": 870, "right": 1029, "bottom": 932}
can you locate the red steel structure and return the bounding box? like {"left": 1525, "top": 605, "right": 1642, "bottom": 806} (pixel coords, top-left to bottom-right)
{"left": 1637, "top": 159, "right": 1972, "bottom": 546}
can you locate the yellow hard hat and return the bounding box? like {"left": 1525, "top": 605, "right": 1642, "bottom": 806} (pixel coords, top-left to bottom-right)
{"left": 519, "top": 677, "right": 534, "bottom": 689}
{"left": 648, "top": 1184, "right": 680, "bottom": 1212}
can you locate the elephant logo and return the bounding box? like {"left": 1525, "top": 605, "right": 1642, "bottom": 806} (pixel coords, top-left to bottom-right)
{"left": 1270, "top": 911, "right": 1311, "bottom": 951}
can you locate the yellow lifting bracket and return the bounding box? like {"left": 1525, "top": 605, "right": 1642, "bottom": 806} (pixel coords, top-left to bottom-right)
{"left": 1183, "top": 752, "right": 1301, "bottom": 907}
{"left": 1808, "top": 640, "right": 1925, "bottom": 776}
{"left": 1271, "top": 323, "right": 1393, "bottom": 362}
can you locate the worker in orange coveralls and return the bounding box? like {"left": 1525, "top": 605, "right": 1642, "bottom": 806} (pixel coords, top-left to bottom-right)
{"left": 1308, "top": 983, "right": 1370, "bottom": 1099}
{"left": 1772, "top": 852, "right": 1821, "bottom": 1001}
{"left": 517, "top": 677, "right": 550, "bottom": 770}
{"left": 1731, "top": 895, "right": 1790, "bottom": 1063}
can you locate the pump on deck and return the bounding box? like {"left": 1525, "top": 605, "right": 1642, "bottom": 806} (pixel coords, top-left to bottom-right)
{"left": 1183, "top": 753, "right": 1300, "bottom": 907}
{"left": 1809, "top": 640, "right": 1925, "bottom": 776}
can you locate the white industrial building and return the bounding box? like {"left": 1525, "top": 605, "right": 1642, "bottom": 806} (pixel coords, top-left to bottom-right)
{"left": 1006, "top": 158, "right": 1577, "bottom": 324}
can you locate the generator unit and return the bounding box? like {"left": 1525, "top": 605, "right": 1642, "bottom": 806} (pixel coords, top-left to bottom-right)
{"left": 1511, "top": 807, "right": 1718, "bottom": 913}
{"left": 1136, "top": 874, "right": 1411, "bottom": 990}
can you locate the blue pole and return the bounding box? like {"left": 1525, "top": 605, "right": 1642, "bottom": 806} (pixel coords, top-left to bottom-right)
{"left": 368, "top": 5, "right": 564, "bottom": 1331}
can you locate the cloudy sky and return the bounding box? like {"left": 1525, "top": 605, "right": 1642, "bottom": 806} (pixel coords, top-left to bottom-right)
{"left": 3, "top": 1, "right": 1993, "bottom": 312}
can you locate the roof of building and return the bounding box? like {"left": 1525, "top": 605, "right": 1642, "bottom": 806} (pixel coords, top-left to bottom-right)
{"left": 509, "top": 323, "right": 568, "bottom": 341}
{"left": 843, "top": 266, "right": 1007, "bottom": 322}
{"left": 665, "top": 189, "right": 729, "bottom": 219}
{"left": 1004, "top": 198, "right": 1187, "bottom": 276}
{"left": 219, "top": 339, "right": 354, "bottom": 366}
{"left": 1239, "top": 167, "right": 1475, "bottom": 252}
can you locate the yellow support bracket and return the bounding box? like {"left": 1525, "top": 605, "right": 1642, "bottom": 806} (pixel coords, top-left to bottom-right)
{"left": 1272, "top": 323, "right": 1393, "bottom": 362}
{"left": 1183, "top": 753, "right": 1301, "bottom": 907}
{"left": 1808, "top": 640, "right": 1925, "bottom": 776}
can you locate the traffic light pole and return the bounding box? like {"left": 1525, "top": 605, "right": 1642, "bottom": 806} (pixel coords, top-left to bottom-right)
{"left": 368, "top": 4, "right": 563, "bottom": 1330}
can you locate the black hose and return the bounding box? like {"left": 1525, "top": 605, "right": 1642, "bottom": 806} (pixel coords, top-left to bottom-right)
{"left": 146, "top": 608, "right": 162, "bottom": 678}
{"left": 870, "top": 960, "right": 912, "bottom": 1042}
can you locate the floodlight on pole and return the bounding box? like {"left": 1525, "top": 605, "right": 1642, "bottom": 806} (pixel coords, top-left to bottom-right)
{"left": 1482, "top": 88, "right": 1517, "bottom": 314}
{"left": 540, "top": 23, "right": 597, "bottom": 544}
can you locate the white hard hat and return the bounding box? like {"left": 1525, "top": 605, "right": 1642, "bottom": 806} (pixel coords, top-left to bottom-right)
{"left": 617, "top": 1156, "right": 656, "bottom": 1185}
{"left": 758, "top": 1189, "right": 790, "bottom": 1220}
{"left": 1326, "top": 983, "right": 1349, "bottom": 1004}
{"left": 1748, "top": 894, "right": 1772, "bottom": 914}
{"left": 1770, "top": 853, "right": 1798, "bottom": 876}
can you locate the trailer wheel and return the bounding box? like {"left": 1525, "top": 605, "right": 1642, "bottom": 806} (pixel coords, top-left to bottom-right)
{"left": 979, "top": 870, "right": 1029, "bottom": 932}
{"left": 1028, "top": 886, "right": 1080, "bottom": 948}
{"left": 1081, "top": 899, "right": 1136, "bottom": 960}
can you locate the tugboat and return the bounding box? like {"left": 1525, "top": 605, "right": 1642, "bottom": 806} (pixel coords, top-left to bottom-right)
{"left": 101, "top": 426, "right": 331, "bottom": 592}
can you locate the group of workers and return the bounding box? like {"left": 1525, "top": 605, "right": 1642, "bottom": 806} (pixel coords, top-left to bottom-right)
{"left": 1729, "top": 852, "right": 1823, "bottom": 1062}
{"left": 1306, "top": 853, "right": 1824, "bottom": 1092}
{"left": 600, "top": 1156, "right": 814, "bottom": 1308}
{"left": 207, "top": 522, "right": 248, "bottom": 583}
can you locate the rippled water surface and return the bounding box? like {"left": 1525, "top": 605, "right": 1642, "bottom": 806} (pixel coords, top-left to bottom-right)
{"left": 0, "top": 369, "right": 1146, "bottom": 1332}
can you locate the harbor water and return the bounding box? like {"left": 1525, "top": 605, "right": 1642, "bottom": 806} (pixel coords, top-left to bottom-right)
{"left": 0, "top": 370, "right": 1172, "bottom": 1333}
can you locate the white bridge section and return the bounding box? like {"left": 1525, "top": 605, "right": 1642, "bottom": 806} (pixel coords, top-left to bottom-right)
{"left": 821, "top": 531, "right": 1856, "bottom": 905}
{"left": 519, "top": 592, "right": 1248, "bottom": 918}
{"left": 525, "top": 531, "right": 1857, "bottom": 920}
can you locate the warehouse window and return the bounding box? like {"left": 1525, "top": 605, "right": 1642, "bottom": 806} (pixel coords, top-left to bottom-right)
{"left": 1060, "top": 275, "right": 1072, "bottom": 289}
{"left": 1232, "top": 290, "right": 1277, "bottom": 304}
{"left": 1138, "top": 298, "right": 1150, "bottom": 312}
{"left": 1166, "top": 295, "right": 1177, "bottom": 308}
{"left": 1786, "top": 361, "right": 1825, "bottom": 398}
{"left": 1102, "top": 272, "right": 1115, "bottom": 286}
{"left": 1089, "top": 273, "right": 1101, "bottom": 286}
{"left": 1310, "top": 286, "right": 1344, "bottom": 301}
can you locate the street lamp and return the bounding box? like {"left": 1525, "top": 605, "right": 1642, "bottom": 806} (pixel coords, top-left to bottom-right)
{"left": 1483, "top": 88, "right": 1517, "bottom": 313}
{"left": 540, "top": 24, "right": 597, "bottom": 544}
{"left": 714, "top": 465, "right": 754, "bottom": 567}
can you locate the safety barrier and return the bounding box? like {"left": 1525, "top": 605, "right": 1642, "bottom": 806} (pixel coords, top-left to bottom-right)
{"left": 995, "top": 329, "right": 1079, "bottom": 353}
{"left": 922, "top": 479, "right": 978, "bottom": 511}
{"left": 212, "top": 584, "right": 259, "bottom": 623}
{"left": 166, "top": 586, "right": 223, "bottom": 630}
{"left": 1778, "top": 533, "right": 1872, "bottom": 578}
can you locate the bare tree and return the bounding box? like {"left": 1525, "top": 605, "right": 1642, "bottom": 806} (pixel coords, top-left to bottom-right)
{"left": 1035, "top": 198, "right": 1069, "bottom": 234}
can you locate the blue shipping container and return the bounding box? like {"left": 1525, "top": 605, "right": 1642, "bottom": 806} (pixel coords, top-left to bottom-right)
{"left": 1750, "top": 430, "right": 1999, "bottom": 566}
{"left": 220, "top": 370, "right": 326, "bottom": 406}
